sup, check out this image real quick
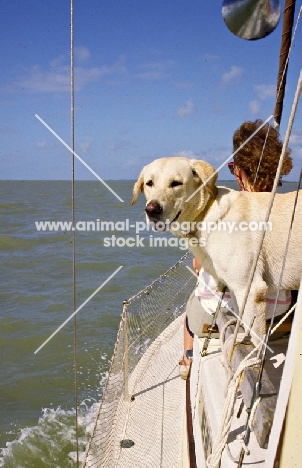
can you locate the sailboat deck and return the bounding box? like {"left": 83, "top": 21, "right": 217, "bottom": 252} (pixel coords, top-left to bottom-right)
{"left": 191, "top": 336, "right": 288, "bottom": 467}
{"left": 84, "top": 314, "right": 289, "bottom": 468}
{"left": 92, "top": 314, "right": 189, "bottom": 468}
{"left": 113, "top": 314, "right": 187, "bottom": 467}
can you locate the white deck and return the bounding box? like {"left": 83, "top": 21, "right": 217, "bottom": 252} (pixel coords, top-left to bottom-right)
{"left": 111, "top": 314, "right": 188, "bottom": 468}
{"left": 190, "top": 336, "right": 289, "bottom": 468}
{"left": 85, "top": 312, "right": 291, "bottom": 468}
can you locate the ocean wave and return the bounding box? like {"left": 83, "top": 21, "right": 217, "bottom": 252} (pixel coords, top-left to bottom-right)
{"left": 0, "top": 372, "right": 108, "bottom": 468}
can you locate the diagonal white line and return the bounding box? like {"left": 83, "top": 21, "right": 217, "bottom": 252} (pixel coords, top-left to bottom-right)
{"left": 34, "top": 266, "right": 123, "bottom": 354}
{"left": 186, "top": 266, "right": 273, "bottom": 353}
{"left": 35, "top": 114, "right": 124, "bottom": 203}
{"left": 185, "top": 114, "right": 274, "bottom": 202}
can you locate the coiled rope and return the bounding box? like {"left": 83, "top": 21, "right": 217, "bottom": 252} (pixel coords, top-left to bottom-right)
{"left": 206, "top": 302, "right": 296, "bottom": 468}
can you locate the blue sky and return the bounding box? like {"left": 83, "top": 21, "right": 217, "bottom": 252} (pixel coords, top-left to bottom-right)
{"left": 0, "top": 0, "right": 301, "bottom": 180}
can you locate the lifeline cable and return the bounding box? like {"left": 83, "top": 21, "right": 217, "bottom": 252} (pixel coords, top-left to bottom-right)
{"left": 70, "top": 0, "right": 80, "bottom": 466}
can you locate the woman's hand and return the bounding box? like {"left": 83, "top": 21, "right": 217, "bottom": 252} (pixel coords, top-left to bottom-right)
{"left": 193, "top": 257, "right": 201, "bottom": 275}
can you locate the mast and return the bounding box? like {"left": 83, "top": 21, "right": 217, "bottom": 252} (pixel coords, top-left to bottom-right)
{"left": 274, "top": 0, "right": 296, "bottom": 127}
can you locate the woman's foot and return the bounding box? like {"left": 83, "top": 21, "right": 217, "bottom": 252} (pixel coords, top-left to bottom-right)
{"left": 179, "top": 350, "right": 193, "bottom": 380}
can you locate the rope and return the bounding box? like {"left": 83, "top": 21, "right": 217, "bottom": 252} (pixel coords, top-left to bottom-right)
{"left": 220, "top": 319, "right": 248, "bottom": 383}
{"left": 207, "top": 300, "right": 297, "bottom": 467}
{"left": 220, "top": 319, "right": 237, "bottom": 381}
{"left": 271, "top": 302, "right": 296, "bottom": 335}
{"left": 206, "top": 345, "right": 261, "bottom": 468}
{"left": 225, "top": 432, "right": 249, "bottom": 463}
{"left": 248, "top": 395, "right": 261, "bottom": 432}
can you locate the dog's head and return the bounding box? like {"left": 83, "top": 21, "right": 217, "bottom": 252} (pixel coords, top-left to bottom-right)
{"left": 131, "top": 157, "right": 217, "bottom": 231}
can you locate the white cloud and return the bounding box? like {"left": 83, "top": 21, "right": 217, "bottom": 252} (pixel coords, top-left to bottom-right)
{"left": 213, "top": 105, "right": 226, "bottom": 114}
{"left": 36, "top": 140, "right": 55, "bottom": 148}
{"left": 135, "top": 60, "right": 175, "bottom": 80}
{"left": 49, "top": 55, "right": 66, "bottom": 68}
{"left": 295, "top": 147, "right": 302, "bottom": 158}
{"left": 136, "top": 70, "right": 168, "bottom": 80}
{"left": 288, "top": 129, "right": 302, "bottom": 162}
{"left": 213, "top": 148, "right": 232, "bottom": 162}
{"left": 74, "top": 46, "right": 91, "bottom": 63}
{"left": 126, "top": 157, "right": 144, "bottom": 167}
{"left": 248, "top": 84, "right": 275, "bottom": 117}
{"left": 80, "top": 137, "right": 92, "bottom": 154}
{"left": 174, "top": 150, "right": 200, "bottom": 159}
{"left": 253, "top": 84, "right": 275, "bottom": 100}
{"left": 289, "top": 129, "right": 302, "bottom": 146}
{"left": 176, "top": 99, "right": 197, "bottom": 119}
{"left": 221, "top": 65, "right": 243, "bottom": 85}
{"left": 0, "top": 125, "right": 19, "bottom": 134}
{"left": 249, "top": 100, "right": 261, "bottom": 115}
{"left": 36, "top": 141, "right": 47, "bottom": 148}
{"left": 3, "top": 53, "right": 127, "bottom": 93}
{"left": 105, "top": 139, "right": 133, "bottom": 151}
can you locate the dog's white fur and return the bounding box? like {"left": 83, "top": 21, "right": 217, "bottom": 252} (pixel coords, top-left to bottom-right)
{"left": 132, "top": 157, "right": 302, "bottom": 343}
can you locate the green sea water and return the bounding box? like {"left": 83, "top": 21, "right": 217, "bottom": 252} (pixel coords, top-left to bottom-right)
{"left": 0, "top": 180, "right": 297, "bottom": 467}
{"left": 0, "top": 180, "right": 185, "bottom": 467}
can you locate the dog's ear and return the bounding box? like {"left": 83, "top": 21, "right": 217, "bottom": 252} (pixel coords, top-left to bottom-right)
{"left": 189, "top": 160, "right": 218, "bottom": 198}
{"left": 131, "top": 166, "right": 146, "bottom": 205}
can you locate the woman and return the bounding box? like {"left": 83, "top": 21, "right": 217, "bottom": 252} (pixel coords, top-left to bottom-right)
{"left": 179, "top": 119, "right": 293, "bottom": 379}
{"left": 231, "top": 119, "right": 292, "bottom": 192}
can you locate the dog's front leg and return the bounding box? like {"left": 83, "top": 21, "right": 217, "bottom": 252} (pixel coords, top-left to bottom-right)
{"left": 234, "top": 278, "right": 267, "bottom": 346}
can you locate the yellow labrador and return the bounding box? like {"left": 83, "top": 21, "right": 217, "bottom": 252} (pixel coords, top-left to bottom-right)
{"left": 131, "top": 156, "right": 302, "bottom": 343}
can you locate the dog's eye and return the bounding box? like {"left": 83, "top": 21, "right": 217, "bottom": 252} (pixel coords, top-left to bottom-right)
{"left": 170, "top": 180, "right": 183, "bottom": 188}
{"left": 146, "top": 180, "right": 153, "bottom": 187}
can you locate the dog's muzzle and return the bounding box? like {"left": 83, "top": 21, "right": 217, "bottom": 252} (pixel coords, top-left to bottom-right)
{"left": 145, "top": 201, "right": 182, "bottom": 231}
{"left": 145, "top": 201, "right": 163, "bottom": 221}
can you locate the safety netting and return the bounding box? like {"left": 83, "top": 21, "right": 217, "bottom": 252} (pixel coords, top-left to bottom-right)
{"left": 82, "top": 251, "right": 196, "bottom": 467}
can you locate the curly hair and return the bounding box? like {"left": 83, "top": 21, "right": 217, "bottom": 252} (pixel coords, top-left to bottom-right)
{"left": 233, "top": 120, "right": 293, "bottom": 191}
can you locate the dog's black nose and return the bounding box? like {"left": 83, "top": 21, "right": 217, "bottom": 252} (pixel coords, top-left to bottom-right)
{"left": 145, "top": 202, "right": 162, "bottom": 217}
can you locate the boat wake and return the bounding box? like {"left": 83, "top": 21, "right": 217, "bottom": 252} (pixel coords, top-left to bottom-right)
{"left": 0, "top": 375, "right": 108, "bottom": 468}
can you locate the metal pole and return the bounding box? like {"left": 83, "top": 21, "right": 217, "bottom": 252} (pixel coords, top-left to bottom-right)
{"left": 70, "top": 1, "right": 79, "bottom": 466}
{"left": 123, "top": 301, "right": 130, "bottom": 401}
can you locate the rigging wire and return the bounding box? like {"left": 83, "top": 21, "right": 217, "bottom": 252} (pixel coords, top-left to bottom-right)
{"left": 223, "top": 7, "right": 302, "bottom": 466}
{"left": 236, "top": 167, "right": 302, "bottom": 468}
{"left": 230, "top": 1, "right": 302, "bottom": 352}
{"left": 70, "top": 0, "right": 80, "bottom": 466}
{"left": 251, "top": 124, "right": 270, "bottom": 191}
{"left": 230, "top": 68, "right": 302, "bottom": 360}
{"left": 228, "top": 75, "right": 302, "bottom": 468}
{"left": 235, "top": 69, "right": 302, "bottom": 468}
{"left": 258, "top": 168, "right": 302, "bottom": 381}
